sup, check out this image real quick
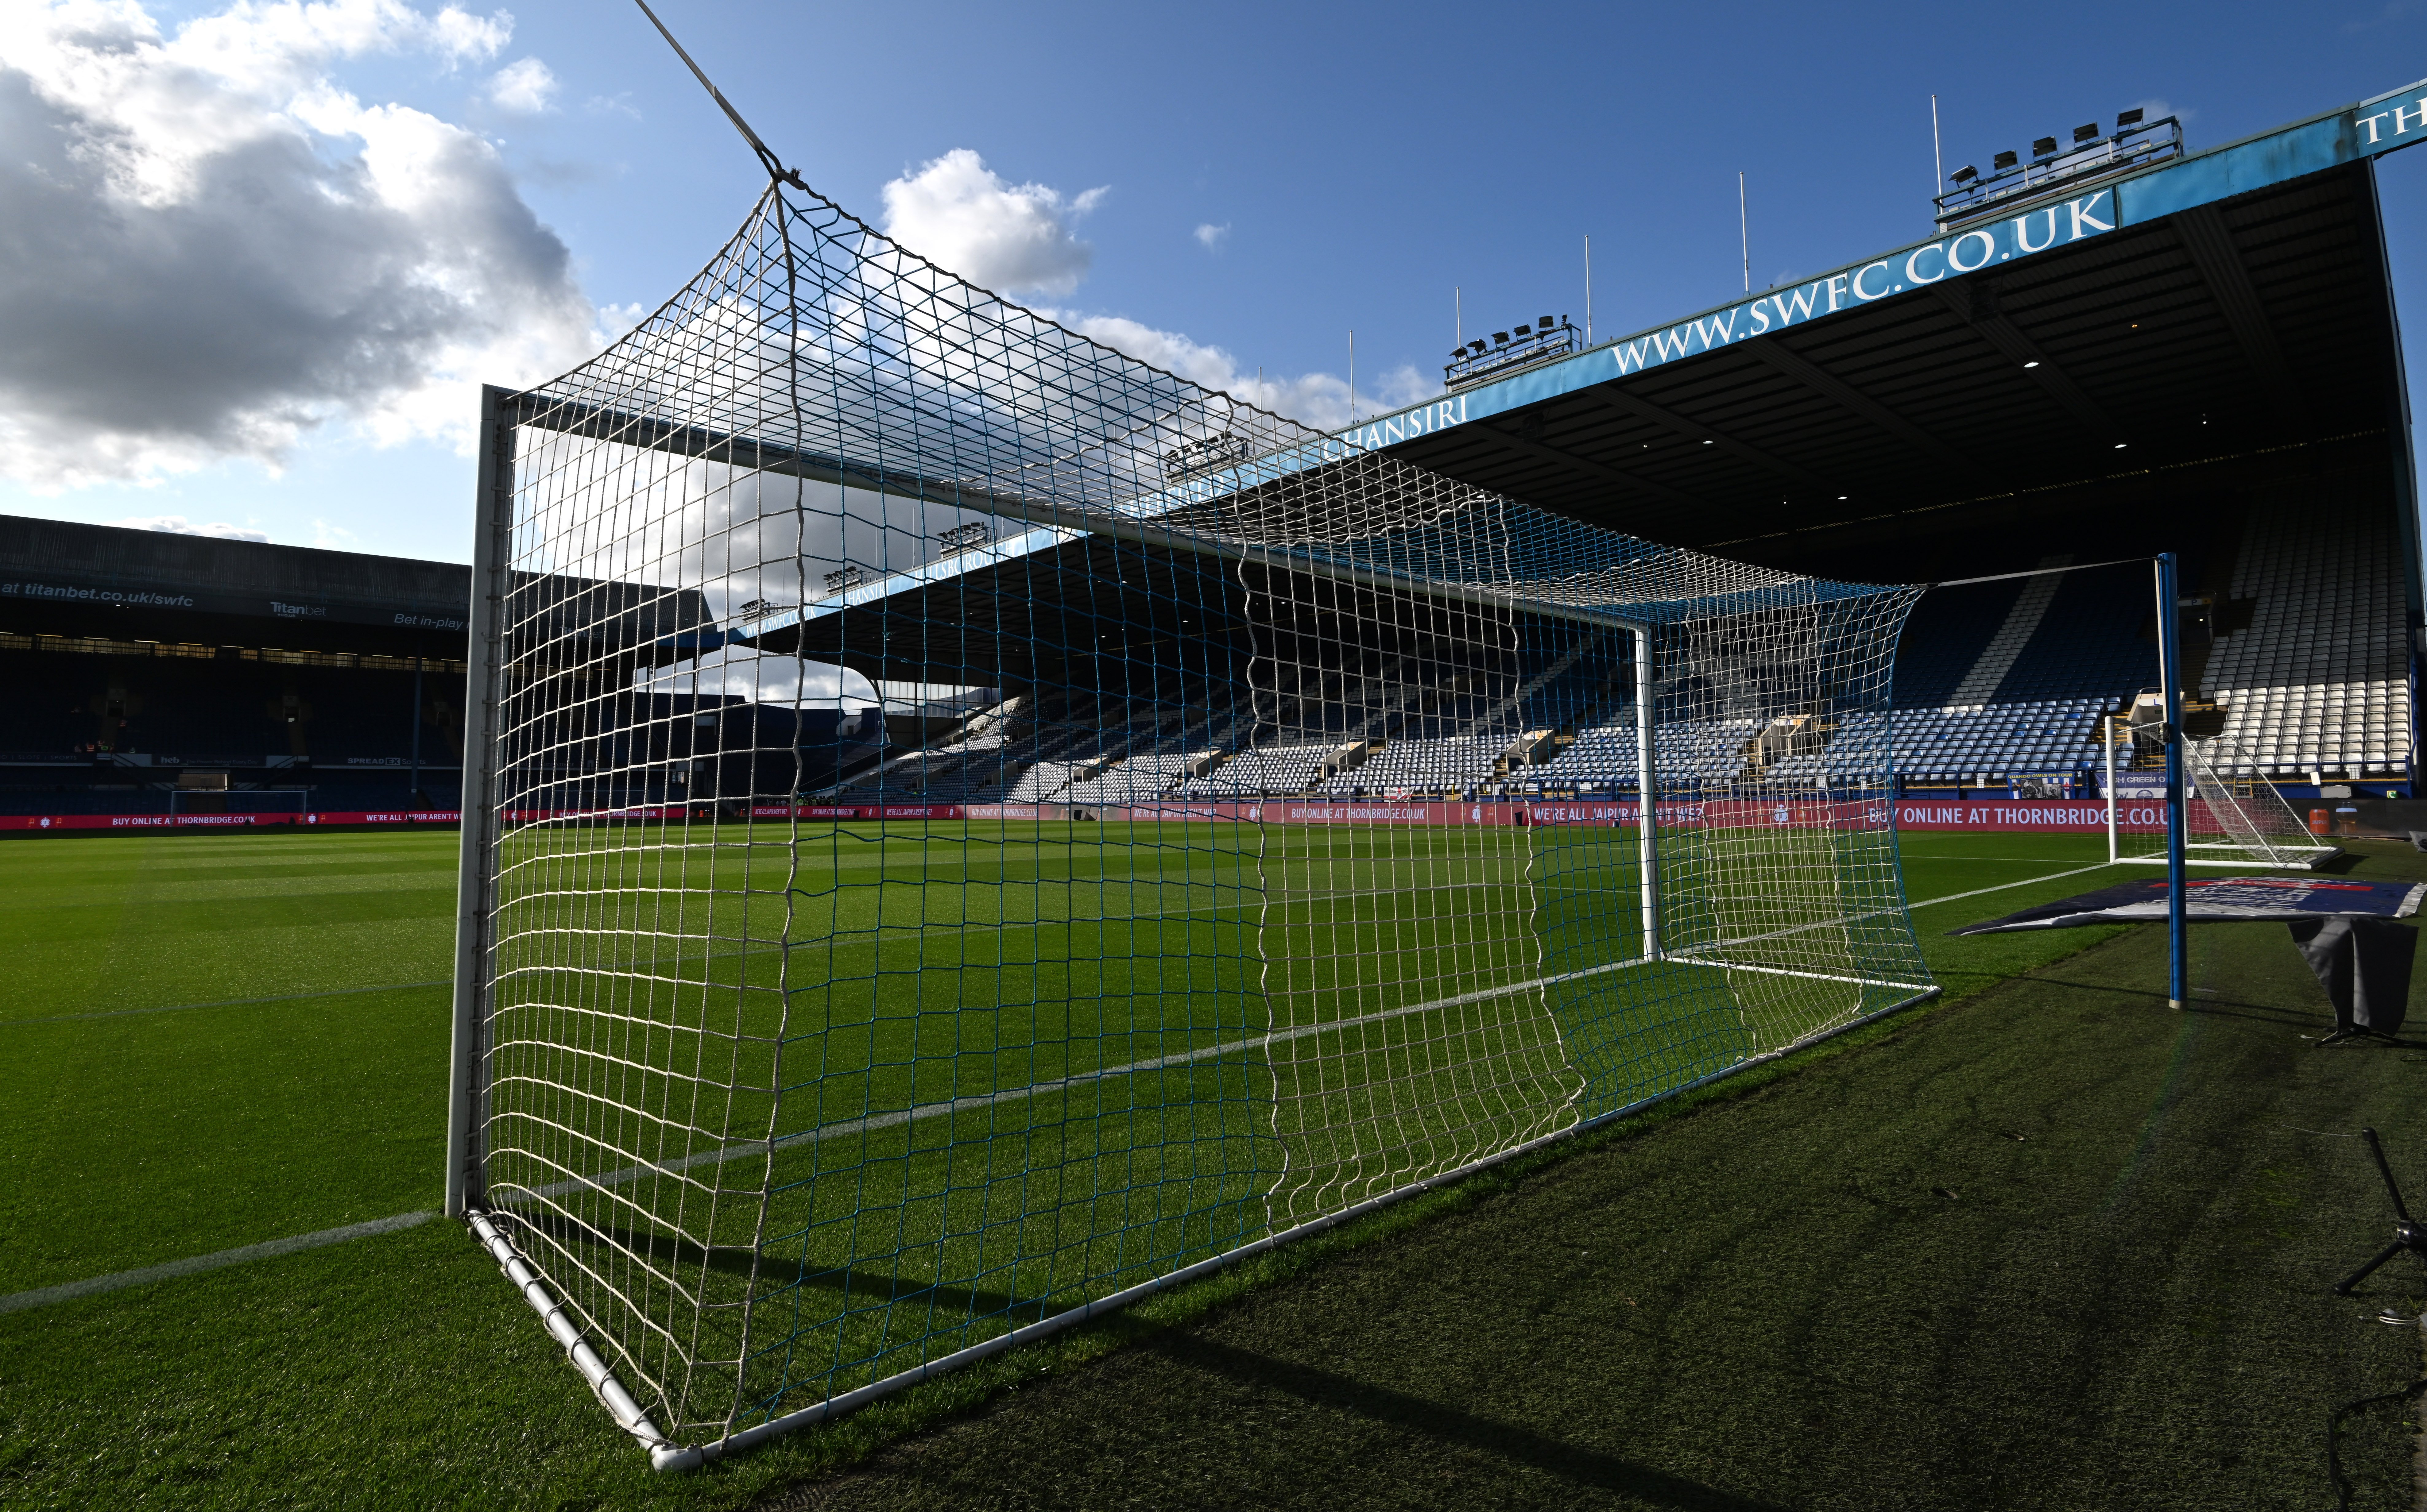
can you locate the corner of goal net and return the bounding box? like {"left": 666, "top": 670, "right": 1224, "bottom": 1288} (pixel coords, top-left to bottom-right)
{"left": 461, "top": 1209, "right": 686, "bottom": 1466}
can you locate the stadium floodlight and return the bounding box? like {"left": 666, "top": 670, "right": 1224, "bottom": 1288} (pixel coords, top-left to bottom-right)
{"left": 445, "top": 8, "right": 1937, "bottom": 1475}
{"left": 1993, "top": 151, "right": 2019, "bottom": 171}
{"left": 2033, "top": 137, "right": 2059, "bottom": 157}
{"left": 1950, "top": 164, "right": 1978, "bottom": 183}
{"left": 2118, "top": 108, "right": 2145, "bottom": 127}
{"left": 2074, "top": 123, "right": 2100, "bottom": 143}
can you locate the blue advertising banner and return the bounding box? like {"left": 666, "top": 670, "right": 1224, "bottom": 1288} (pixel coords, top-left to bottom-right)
{"left": 1953, "top": 876, "right": 2425, "bottom": 934}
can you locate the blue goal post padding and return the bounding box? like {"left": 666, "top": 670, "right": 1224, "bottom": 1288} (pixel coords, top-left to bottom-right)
{"left": 1952, "top": 877, "right": 2427, "bottom": 935}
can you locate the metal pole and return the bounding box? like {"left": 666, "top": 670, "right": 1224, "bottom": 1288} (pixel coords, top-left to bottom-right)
{"left": 447, "top": 384, "right": 516, "bottom": 1219}
{"left": 2104, "top": 712, "right": 2119, "bottom": 865}
{"left": 1634, "top": 625, "right": 1660, "bottom": 960}
{"left": 1738, "top": 173, "right": 1751, "bottom": 295}
{"left": 1931, "top": 94, "right": 1945, "bottom": 210}
{"left": 1348, "top": 330, "right": 1355, "bottom": 427}
{"left": 2156, "top": 552, "right": 2188, "bottom": 1009}
{"left": 409, "top": 642, "right": 424, "bottom": 808}
{"left": 1455, "top": 287, "right": 1461, "bottom": 348}
{"left": 1584, "top": 237, "right": 1592, "bottom": 343}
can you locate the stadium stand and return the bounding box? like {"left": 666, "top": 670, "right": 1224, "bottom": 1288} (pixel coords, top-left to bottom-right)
{"left": 817, "top": 497, "right": 2413, "bottom": 803}
{"left": 0, "top": 517, "right": 472, "bottom": 816}
{"left": 2202, "top": 508, "right": 2408, "bottom": 779}
{"left": 17, "top": 483, "right": 2403, "bottom": 815}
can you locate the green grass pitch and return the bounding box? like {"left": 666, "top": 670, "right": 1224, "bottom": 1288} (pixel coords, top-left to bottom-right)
{"left": 2, "top": 825, "right": 2422, "bottom": 1509}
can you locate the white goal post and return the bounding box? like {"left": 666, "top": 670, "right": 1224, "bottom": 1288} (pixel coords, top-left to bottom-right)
{"left": 2103, "top": 715, "right": 2338, "bottom": 869}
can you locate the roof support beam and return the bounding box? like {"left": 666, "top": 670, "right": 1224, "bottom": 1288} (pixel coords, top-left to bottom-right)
{"left": 2171, "top": 203, "right": 2305, "bottom": 421}
{"left": 1583, "top": 384, "right": 1834, "bottom": 493}
{"left": 1469, "top": 420, "right": 1704, "bottom": 507}
{"left": 1931, "top": 281, "right": 2118, "bottom": 441}
{"left": 1738, "top": 338, "right": 1980, "bottom": 476}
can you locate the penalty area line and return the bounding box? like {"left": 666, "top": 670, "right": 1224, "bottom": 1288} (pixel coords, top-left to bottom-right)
{"left": 1904, "top": 862, "right": 2115, "bottom": 911}
{"left": 0, "top": 1211, "right": 434, "bottom": 1317}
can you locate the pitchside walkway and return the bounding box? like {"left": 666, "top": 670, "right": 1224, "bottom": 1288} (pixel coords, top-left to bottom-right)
{"left": 765, "top": 843, "right": 2427, "bottom": 1511}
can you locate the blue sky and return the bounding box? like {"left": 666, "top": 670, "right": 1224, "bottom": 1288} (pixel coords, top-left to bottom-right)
{"left": 6, "top": 0, "right": 2427, "bottom": 563}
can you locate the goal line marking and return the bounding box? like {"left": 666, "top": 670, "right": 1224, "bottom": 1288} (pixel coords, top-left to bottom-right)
{"left": 0, "top": 1211, "right": 434, "bottom": 1317}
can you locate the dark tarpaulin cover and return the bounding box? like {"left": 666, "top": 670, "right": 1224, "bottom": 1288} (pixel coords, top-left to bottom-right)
{"left": 1950, "top": 876, "right": 2426, "bottom": 936}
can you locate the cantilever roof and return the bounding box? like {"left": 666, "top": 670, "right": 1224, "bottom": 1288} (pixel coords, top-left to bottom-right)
{"left": 1336, "top": 79, "right": 2427, "bottom": 587}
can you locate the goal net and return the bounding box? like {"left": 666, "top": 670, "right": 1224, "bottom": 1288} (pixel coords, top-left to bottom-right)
{"left": 444, "top": 180, "right": 1935, "bottom": 1469}
{"left": 2105, "top": 716, "right": 2337, "bottom": 869}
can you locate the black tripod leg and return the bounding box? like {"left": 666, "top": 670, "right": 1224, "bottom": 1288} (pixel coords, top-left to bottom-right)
{"left": 2337, "top": 1241, "right": 2410, "bottom": 1295}
{"left": 2363, "top": 1128, "right": 2413, "bottom": 1221}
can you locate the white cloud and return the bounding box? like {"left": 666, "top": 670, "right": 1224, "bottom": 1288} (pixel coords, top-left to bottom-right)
{"left": 879, "top": 148, "right": 1105, "bottom": 295}
{"left": 104, "top": 513, "right": 270, "bottom": 542}
{"left": 0, "top": 0, "right": 600, "bottom": 489}
{"left": 312, "top": 517, "right": 358, "bottom": 547}
{"left": 594, "top": 301, "right": 649, "bottom": 343}
{"left": 486, "top": 56, "right": 554, "bottom": 113}
{"left": 1193, "top": 222, "right": 1229, "bottom": 251}
{"left": 1047, "top": 312, "right": 1433, "bottom": 433}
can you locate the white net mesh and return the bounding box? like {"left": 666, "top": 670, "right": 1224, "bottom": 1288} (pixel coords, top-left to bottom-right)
{"left": 457, "top": 182, "right": 1934, "bottom": 1457}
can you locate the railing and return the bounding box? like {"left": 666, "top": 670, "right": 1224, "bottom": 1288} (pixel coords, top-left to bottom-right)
{"left": 1934, "top": 117, "right": 2183, "bottom": 230}
{"left": 1445, "top": 318, "right": 1580, "bottom": 391}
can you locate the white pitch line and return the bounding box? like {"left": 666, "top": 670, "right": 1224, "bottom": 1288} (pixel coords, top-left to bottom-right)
{"left": 1904, "top": 862, "right": 2115, "bottom": 911}
{"left": 0, "top": 1211, "right": 434, "bottom": 1317}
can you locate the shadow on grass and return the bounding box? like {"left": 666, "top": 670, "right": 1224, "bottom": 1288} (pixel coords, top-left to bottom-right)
{"left": 1144, "top": 1331, "right": 1793, "bottom": 1511}
{"left": 542, "top": 1218, "right": 1075, "bottom": 1323}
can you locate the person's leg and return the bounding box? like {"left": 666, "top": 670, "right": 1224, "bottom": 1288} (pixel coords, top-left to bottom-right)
{"left": 2287, "top": 916, "right": 2359, "bottom": 1037}
{"left": 2346, "top": 917, "right": 2417, "bottom": 1037}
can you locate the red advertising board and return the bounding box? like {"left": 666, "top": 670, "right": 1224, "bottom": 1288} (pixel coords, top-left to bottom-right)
{"left": 1, "top": 810, "right": 462, "bottom": 833}
{"left": 3, "top": 798, "right": 2152, "bottom": 837}
{"left": 1893, "top": 799, "right": 2170, "bottom": 832}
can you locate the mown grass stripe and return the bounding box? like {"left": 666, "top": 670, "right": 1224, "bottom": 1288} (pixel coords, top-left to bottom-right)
{"left": 504, "top": 954, "right": 1655, "bottom": 1205}
{"left": 0, "top": 1211, "right": 435, "bottom": 1316}
{"left": 4, "top": 980, "right": 451, "bottom": 1028}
